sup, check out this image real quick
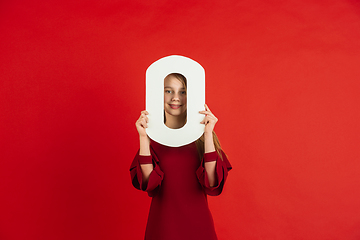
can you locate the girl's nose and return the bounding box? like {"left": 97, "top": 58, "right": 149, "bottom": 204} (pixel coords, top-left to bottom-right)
{"left": 172, "top": 93, "right": 180, "bottom": 101}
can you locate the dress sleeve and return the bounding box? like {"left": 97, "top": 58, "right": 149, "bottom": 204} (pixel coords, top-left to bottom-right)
{"left": 129, "top": 148, "right": 164, "bottom": 197}
{"left": 196, "top": 150, "right": 232, "bottom": 196}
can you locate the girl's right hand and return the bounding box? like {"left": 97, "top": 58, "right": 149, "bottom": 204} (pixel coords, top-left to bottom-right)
{"left": 135, "top": 110, "right": 149, "bottom": 137}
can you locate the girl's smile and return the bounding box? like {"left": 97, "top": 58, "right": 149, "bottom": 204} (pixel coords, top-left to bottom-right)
{"left": 169, "top": 104, "right": 182, "bottom": 109}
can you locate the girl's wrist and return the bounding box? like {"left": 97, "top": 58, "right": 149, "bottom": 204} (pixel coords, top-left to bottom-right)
{"left": 204, "top": 131, "right": 216, "bottom": 153}
{"left": 139, "top": 135, "right": 151, "bottom": 155}
{"left": 204, "top": 131, "right": 213, "bottom": 138}
{"left": 139, "top": 135, "right": 150, "bottom": 141}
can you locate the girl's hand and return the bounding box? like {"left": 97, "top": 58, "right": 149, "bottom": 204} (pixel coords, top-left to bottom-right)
{"left": 199, "top": 104, "right": 218, "bottom": 134}
{"left": 135, "top": 110, "right": 149, "bottom": 137}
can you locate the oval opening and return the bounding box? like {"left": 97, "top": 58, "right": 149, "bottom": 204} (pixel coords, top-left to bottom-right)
{"left": 163, "top": 73, "right": 187, "bottom": 129}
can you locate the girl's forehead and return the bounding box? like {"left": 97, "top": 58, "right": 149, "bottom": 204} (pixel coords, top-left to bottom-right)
{"left": 164, "top": 76, "right": 185, "bottom": 88}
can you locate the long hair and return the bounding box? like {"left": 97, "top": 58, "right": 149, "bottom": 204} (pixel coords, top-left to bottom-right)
{"left": 164, "top": 73, "right": 224, "bottom": 161}
{"left": 195, "top": 131, "right": 224, "bottom": 161}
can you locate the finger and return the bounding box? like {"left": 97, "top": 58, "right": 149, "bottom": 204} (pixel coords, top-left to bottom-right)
{"left": 200, "top": 116, "right": 210, "bottom": 124}
{"left": 136, "top": 121, "right": 146, "bottom": 130}
{"left": 137, "top": 118, "right": 143, "bottom": 127}
{"left": 199, "top": 110, "right": 215, "bottom": 118}
{"left": 207, "top": 115, "right": 218, "bottom": 123}
{"left": 199, "top": 110, "right": 211, "bottom": 115}
{"left": 140, "top": 118, "right": 148, "bottom": 128}
{"left": 141, "top": 113, "right": 149, "bottom": 122}
{"left": 203, "top": 115, "right": 217, "bottom": 125}
{"left": 206, "top": 114, "right": 217, "bottom": 119}
{"left": 204, "top": 104, "right": 211, "bottom": 112}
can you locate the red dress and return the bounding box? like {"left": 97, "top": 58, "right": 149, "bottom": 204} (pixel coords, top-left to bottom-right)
{"left": 130, "top": 140, "right": 232, "bottom": 240}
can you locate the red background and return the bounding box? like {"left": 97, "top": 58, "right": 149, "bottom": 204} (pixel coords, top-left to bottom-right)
{"left": 1, "top": 1, "right": 360, "bottom": 239}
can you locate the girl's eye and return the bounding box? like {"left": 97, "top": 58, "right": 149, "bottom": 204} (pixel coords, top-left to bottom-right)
{"left": 181, "top": 91, "right": 186, "bottom": 95}
{"left": 165, "top": 90, "right": 172, "bottom": 93}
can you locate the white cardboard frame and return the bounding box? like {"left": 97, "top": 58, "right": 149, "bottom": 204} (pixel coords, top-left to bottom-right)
{"left": 146, "top": 55, "right": 205, "bottom": 147}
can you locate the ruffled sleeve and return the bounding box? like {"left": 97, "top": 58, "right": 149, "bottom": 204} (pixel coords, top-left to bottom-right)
{"left": 196, "top": 150, "right": 232, "bottom": 196}
{"left": 129, "top": 148, "right": 164, "bottom": 197}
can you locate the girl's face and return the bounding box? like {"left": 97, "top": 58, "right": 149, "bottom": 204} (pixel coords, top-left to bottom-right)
{"left": 164, "top": 75, "right": 187, "bottom": 117}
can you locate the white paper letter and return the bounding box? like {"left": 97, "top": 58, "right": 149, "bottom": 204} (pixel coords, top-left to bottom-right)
{"left": 146, "top": 55, "right": 205, "bottom": 147}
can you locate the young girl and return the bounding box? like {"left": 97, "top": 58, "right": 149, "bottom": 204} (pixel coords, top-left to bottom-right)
{"left": 130, "top": 73, "right": 232, "bottom": 240}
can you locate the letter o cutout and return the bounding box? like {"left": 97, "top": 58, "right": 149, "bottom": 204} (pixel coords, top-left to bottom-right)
{"left": 146, "top": 55, "right": 205, "bottom": 147}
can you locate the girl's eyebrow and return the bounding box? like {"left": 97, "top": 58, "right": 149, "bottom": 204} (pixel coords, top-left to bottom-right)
{"left": 164, "top": 86, "right": 186, "bottom": 90}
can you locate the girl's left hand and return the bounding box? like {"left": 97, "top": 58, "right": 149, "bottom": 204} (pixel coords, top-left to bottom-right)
{"left": 199, "top": 104, "right": 218, "bottom": 134}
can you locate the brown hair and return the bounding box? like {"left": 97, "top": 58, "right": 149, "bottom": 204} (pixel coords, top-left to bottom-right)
{"left": 164, "top": 73, "right": 224, "bottom": 161}
{"left": 164, "top": 73, "right": 187, "bottom": 88}
{"left": 195, "top": 131, "right": 224, "bottom": 161}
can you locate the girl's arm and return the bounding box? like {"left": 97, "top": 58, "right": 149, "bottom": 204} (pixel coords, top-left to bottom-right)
{"left": 204, "top": 131, "right": 217, "bottom": 187}
{"left": 200, "top": 104, "right": 218, "bottom": 187}
{"left": 139, "top": 136, "right": 153, "bottom": 184}
{"left": 136, "top": 110, "right": 153, "bottom": 184}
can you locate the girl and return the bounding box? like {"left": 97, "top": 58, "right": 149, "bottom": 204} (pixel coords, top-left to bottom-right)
{"left": 130, "top": 73, "right": 232, "bottom": 240}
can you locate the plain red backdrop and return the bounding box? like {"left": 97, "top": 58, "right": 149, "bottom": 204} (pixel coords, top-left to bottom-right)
{"left": 1, "top": 0, "right": 360, "bottom": 239}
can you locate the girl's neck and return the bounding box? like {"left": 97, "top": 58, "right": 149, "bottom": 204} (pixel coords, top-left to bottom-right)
{"left": 164, "top": 112, "right": 187, "bottom": 129}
